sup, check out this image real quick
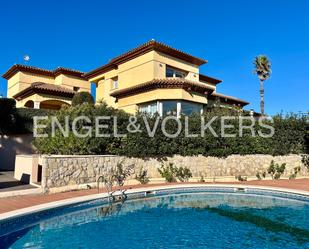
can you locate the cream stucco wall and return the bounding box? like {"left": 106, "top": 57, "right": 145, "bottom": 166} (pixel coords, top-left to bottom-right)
{"left": 153, "top": 51, "right": 199, "bottom": 80}
{"left": 54, "top": 74, "right": 90, "bottom": 92}
{"left": 91, "top": 50, "right": 213, "bottom": 111}
{"left": 117, "top": 89, "right": 208, "bottom": 114}
{"left": 17, "top": 93, "right": 72, "bottom": 108}
{"left": 7, "top": 72, "right": 55, "bottom": 98}
{"left": 96, "top": 77, "right": 118, "bottom": 108}
{"left": 14, "top": 155, "right": 40, "bottom": 184}
{"left": 7, "top": 71, "right": 90, "bottom": 108}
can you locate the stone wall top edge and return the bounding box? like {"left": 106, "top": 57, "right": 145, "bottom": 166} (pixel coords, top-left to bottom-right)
{"left": 39, "top": 153, "right": 306, "bottom": 159}
{"left": 41, "top": 154, "right": 120, "bottom": 159}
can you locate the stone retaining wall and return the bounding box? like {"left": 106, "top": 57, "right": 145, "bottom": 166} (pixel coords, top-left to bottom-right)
{"left": 41, "top": 154, "right": 308, "bottom": 193}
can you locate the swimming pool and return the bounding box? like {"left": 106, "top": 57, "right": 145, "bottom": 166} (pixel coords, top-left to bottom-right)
{"left": 0, "top": 187, "right": 308, "bottom": 248}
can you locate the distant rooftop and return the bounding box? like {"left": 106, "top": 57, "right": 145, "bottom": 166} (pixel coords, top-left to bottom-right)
{"left": 2, "top": 64, "right": 85, "bottom": 80}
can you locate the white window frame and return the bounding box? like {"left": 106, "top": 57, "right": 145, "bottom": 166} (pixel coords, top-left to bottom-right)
{"left": 140, "top": 100, "right": 204, "bottom": 117}
{"left": 160, "top": 100, "right": 204, "bottom": 117}
{"left": 166, "top": 67, "right": 186, "bottom": 78}
{"left": 112, "top": 77, "right": 119, "bottom": 89}
{"left": 139, "top": 101, "right": 159, "bottom": 115}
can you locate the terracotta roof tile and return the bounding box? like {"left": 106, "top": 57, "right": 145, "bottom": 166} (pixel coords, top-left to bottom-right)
{"left": 110, "top": 78, "right": 215, "bottom": 98}
{"left": 84, "top": 40, "right": 207, "bottom": 79}
{"left": 199, "top": 74, "right": 222, "bottom": 84}
{"left": 13, "top": 82, "right": 75, "bottom": 100}
{"left": 210, "top": 92, "right": 249, "bottom": 106}
{"left": 2, "top": 64, "right": 86, "bottom": 80}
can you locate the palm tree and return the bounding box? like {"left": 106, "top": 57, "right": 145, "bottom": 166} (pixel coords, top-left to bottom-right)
{"left": 253, "top": 55, "right": 271, "bottom": 115}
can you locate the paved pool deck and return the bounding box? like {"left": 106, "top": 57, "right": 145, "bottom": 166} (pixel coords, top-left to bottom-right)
{"left": 0, "top": 178, "right": 308, "bottom": 215}
{"left": 0, "top": 171, "right": 36, "bottom": 192}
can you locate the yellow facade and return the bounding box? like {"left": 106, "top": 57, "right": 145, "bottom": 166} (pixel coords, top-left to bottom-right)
{"left": 4, "top": 40, "right": 248, "bottom": 112}
{"left": 89, "top": 48, "right": 222, "bottom": 115}
{"left": 4, "top": 67, "right": 91, "bottom": 109}
{"left": 7, "top": 72, "right": 54, "bottom": 99}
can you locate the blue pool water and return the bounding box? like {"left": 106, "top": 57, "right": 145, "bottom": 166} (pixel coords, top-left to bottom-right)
{"left": 0, "top": 188, "right": 309, "bottom": 249}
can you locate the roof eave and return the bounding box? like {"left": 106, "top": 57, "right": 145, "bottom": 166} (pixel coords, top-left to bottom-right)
{"left": 2, "top": 64, "right": 86, "bottom": 80}
{"left": 210, "top": 93, "right": 249, "bottom": 106}
{"left": 199, "top": 74, "right": 222, "bottom": 84}
{"left": 13, "top": 88, "right": 75, "bottom": 100}
{"left": 84, "top": 41, "right": 208, "bottom": 80}
{"left": 110, "top": 79, "right": 215, "bottom": 99}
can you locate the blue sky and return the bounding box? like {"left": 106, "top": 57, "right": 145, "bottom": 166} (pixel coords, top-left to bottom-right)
{"left": 1, "top": 0, "right": 308, "bottom": 115}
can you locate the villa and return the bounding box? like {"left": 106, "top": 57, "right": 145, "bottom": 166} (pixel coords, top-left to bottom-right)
{"left": 2, "top": 65, "right": 91, "bottom": 110}
{"left": 2, "top": 40, "right": 249, "bottom": 113}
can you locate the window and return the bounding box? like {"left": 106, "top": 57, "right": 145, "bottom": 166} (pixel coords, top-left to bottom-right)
{"left": 160, "top": 100, "right": 203, "bottom": 116}
{"left": 166, "top": 68, "right": 174, "bottom": 78}
{"left": 180, "top": 101, "right": 203, "bottom": 115}
{"left": 140, "top": 100, "right": 203, "bottom": 117}
{"left": 112, "top": 77, "right": 119, "bottom": 89}
{"left": 162, "top": 100, "right": 178, "bottom": 116}
{"left": 73, "top": 87, "right": 80, "bottom": 92}
{"left": 139, "top": 101, "right": 158, "bottom": 115}
{"left": 165, "top": 67, "right": 186, "bottom": 78}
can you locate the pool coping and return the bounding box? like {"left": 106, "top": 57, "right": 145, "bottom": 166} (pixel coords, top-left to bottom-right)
{"left": 0, "top": 183, "right": 308, "bottom": 222}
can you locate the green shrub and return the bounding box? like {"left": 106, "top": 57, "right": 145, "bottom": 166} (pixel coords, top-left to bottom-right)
{"left": 198, "top": 174, "right": 206, "bottom": 183}
{"left": 301, "top": 155, "right": 309, "bottom": 171}
{"left": 113, "top": 161, "right": 135, "bottom": 188}
{"left": 256, "top": 172, "right": 262, "bottom": 180}
{"left": 289, "top": 166, "right": 301, "bottom": 180}
{"left": 0, "top": 98, "right": 16, "bottom": 135}
{"left": 235, "top": 175, "right": 247, "bottom": 181}
{"left": 0, "top": 98, "right": 53, "bottom": 135}
{"left": 33, "top": 103, "right": 129, "bottom": 154}
{"left": 158, "top": 163, "right": 178, "bottom": 182}
{"left": 176, "top": 166, "right": 192, "bottom": 182}
{"left": 71, "top": 92, "right": 94, "bottom": 106}
{"left": 15, "top": 108, "right": 53, "bottom": 134}
{"left": 33, "top": 103, "right": 308, "bottom": 158}
{"left": 135, "top": 167, "right": 150, "bottom": 184}
{"left": 158, "top": 163, "right": 192, "bottom": 182}
{"left": 115, "top": 110, "right": 308, "bottom": 158}
{"left": 267, "top": 160, "right": 286, "bottom": 180}
{"left": 256, "top": 171, "right": 266, "bottom": 180}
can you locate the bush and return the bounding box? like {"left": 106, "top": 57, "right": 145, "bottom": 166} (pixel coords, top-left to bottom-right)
{"left": 0, "top": 98, "right": 16, "bottom": 135}
{"left": 158, "top": 163, "right": 178, "bottom": 182}
{"left": 301, "top": 155, "right": 309, "bottom": 171}
{"left": 256, "top": 171, "right": 266, "bottom": 180}
{"left": 158, "top": 163, "right": 192, "bottom": 182}
{"left": 235, "top": 175, "right": 247, "bottom": 181}
{"left": 0, "top": 98, "right": 53, "bottom": 135}
{"left": 33, "top": 103, "right": 308, "bottom": 158}
{"left": 33, "top": 103, "right": 129, "bottom": 154}
{"left": 14, "top": 108, "right": 54, "bottom": 134}
{"left": 267, "top": 160, "right": 286, "bottom": 180}
{"left": 113, "top": 161, "right": 135, "bottom": 188}
{"left": 71, "top": 92, "right": 94, "bottom": 106}
{"left": 115, "top": 110, "right": 308, "bottom": 158}
{"left": 176, "top": 166, "right": 193, "bottom": 182}
{"left": 289, "top": 166, "right": 301, "bottom": 180}
{"left": 135, "top": 167, "right": 150, "bottom": 184}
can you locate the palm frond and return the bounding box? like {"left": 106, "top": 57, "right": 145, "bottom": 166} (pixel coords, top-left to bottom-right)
{"left": 253, "top": 55, "right": 271, "bottom": 81}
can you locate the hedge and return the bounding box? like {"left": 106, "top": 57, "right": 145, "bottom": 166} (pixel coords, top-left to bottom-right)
{"left": 14, "top": 108, "right": 55, "bottom": 134}
{"left": 71, "top": 92, "right": 94, "bottom": 106}
{"left": 0, "top": 98, "right": 54, "bottom": 134}
{"left": 0, "top": 98, "right": 16, "bottom": 135}
{"left": 33, "top": 103, "right": 309, "bottom": 157}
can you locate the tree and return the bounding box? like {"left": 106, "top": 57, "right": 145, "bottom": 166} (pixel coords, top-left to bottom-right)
{"left": 71, "top": 92, "right": 94, "bottom": 106}
{"left": 0, "top": 98, "right": 16, "bottom": 135}
{"left": 253, "top": 55, "right": 271, "bottom": 115}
